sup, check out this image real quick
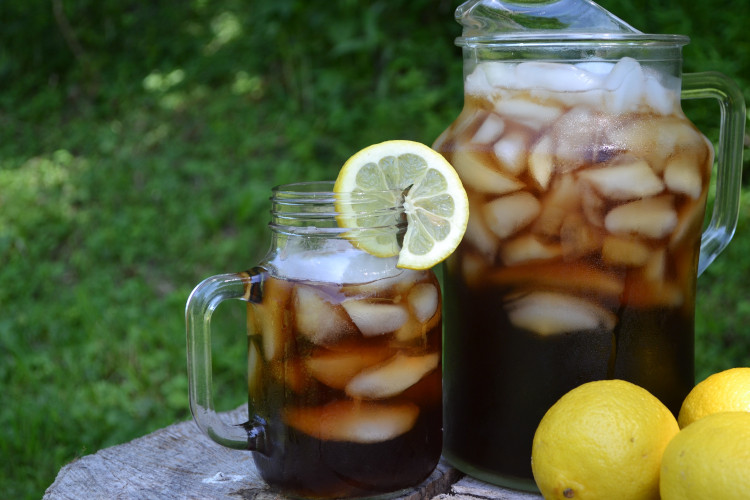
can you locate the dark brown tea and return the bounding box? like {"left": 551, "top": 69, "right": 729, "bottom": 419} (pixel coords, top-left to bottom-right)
{"left": 246, "top": 268, "right": 442, "bottom": 498}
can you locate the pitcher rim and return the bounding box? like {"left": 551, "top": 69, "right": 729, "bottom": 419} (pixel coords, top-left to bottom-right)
{"left": 456, "top": 33, "right": 690, "bottom": 47}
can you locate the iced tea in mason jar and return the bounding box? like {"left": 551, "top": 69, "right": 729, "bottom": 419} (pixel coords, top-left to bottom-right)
{"left": 187, "top": 182, "right": 443, "bottom": 498}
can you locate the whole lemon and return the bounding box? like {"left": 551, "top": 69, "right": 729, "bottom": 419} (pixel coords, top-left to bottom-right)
{"left": 531, "top": 379, "right": 679, "bottom": 500}
{"left": 678, "top": 367, "right": 750, "bottom": 428}
{"left": 661, "top": 411, "right": 750, "bottom": 500}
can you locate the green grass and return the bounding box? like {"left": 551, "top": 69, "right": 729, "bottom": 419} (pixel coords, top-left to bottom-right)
{"left": 695, "top": 187, "right": 750, "bottom": 380}
{"left": 1, "top": 0, "right": 749, "bottom": 498}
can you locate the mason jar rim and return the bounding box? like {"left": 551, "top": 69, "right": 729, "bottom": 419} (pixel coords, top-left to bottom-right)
{"left": 271, "top": 180, "right": 406, "bottom": 199}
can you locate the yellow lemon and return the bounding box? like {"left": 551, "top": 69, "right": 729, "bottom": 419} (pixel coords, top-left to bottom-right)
{"left": 334, "top": 140, "right": 469, "bottom": 270}
{"left": 531, "top": 379, "right": 679, "bottom": 500}
{"left": 660, "top": 411, "right": 750, "bottom": 500}
{"left": 677, "top": 367, "right": 750, "bottom": 428}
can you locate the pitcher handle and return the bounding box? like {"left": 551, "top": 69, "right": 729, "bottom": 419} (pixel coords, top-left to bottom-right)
{"left": 185, "top": 268, "right": 269, "bottom": 452}
{"left": 681, "top": 72, "right": 746, "bottom": 276}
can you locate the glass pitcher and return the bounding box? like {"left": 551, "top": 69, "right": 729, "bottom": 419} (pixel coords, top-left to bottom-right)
{"left": 185, "top": 182, "right": 443, "bottom": 498}
{"left": 434, "top": 0, "right": 746, "bottom": 491}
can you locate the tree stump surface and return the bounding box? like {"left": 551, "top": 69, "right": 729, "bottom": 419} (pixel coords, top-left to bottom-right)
{"left": 44, "top": 405, "right": 543, "bottom": 500}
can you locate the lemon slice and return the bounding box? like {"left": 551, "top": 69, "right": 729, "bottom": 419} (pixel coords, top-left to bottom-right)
{"left": 334, "top": 140, "right": 469, "bottom": 270}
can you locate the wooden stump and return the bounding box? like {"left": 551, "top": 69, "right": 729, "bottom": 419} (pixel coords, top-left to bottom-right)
{"left": 44, "top": 405, "right": 542, "bottom": 500}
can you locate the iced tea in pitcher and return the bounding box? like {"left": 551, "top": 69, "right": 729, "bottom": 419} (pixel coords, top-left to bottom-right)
{"left": 436, "top": 0, "right": 744, "bottom": 490}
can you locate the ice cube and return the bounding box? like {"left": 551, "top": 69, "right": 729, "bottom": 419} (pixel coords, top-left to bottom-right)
{"left": 560, "top": 213, "right": 602, "bottom": 260}
{"left": 408, "top": 283, "right": 439, "bottom": 323}
{"left": 392, "top": 283, "right": 441, "bottom": 342}
{"left": 500, "top": 234, "right": 562, "bottom": 266}
{"left": 393, "top": 317, "right": 422, "bottom": 343}
{"left": 581, "top": 181, "right": 607, "bottom": 227}
{"left": 663, "top": 154, "right": 704, "bottom": 199}
{"left": 615, "top": 246, "right": 683, "bottom": 307}
{"left": 528, "top": 136, "right": 554, "bottom": 191}
{"left": 571, "top": 89, "right": 610, "bottom": 109}
{"left": 283, "top": 400, "right": 420, "bottom": 443}
{"left": 532, "top": 174, "right": 581, "bottom": 237}
{"left": 483, "top": 192, "right": 542, "bottom": 239}
{"left": 494, "top": 98, "right": 564, "bottom": 131}
{"left": 397, "top": 367, "right": 442, "bottom": 408}
{"left": 294, "top": 285, "right": 358, "bottom": 346}
{"left": 575, "top": 61, "right": 615, "bottom": 76}
{"left": 461, "top": 251, "right": 488, "bottom": 288}
{"left": 643, "top": 71, "right": 679, "bottom": 115}
{"left": 247, "top": 306, "right": 260, "bottom": 338}
{"left": 578, "top": 159, "right": 664, "bottom": 201}
{"left": 489, "top": 261, "right": 624, "bottom": 299}
{"left": 453, "top": 108, "right": 490, "bottom": 141}
{"left": 603, "top": 57, "right": 645, "bottom": 114}
{"left": 257, "top": 277, "right": 294, "bottom": 361}
{"left": 394, "top": 312, "right": 441, "bottom": 342}
{"left": 431, "top": 127, "right": 450, "bottom": 152}
{"left": 338, "top": 251, "right": 403, "bottom": 285}
{"left": 465, "top": 195, "right": 500, "bottom": 260}
{"left": 471, "top": 62, "right": 516, "bottom": 92}
{"left": 516, "top": 61, "right": 602, "bottom": 93}
{"left": 507, "top": 291, "right": 616, "bottom": 336}
{"left": 345, "top": 352, "right": 440, "bottom": 399}
{"left": 607, "top": 118, "right": 658, "bottom": 169}
{"left": 601, "top": 235, "right": 651, "bottom": 267}
{"left": 451, "top": 150, "right": 525, "bottom": 195}
{"left": 492, "top": 131, "right": 529, "bottom": 175}
{"left": 669, "top": 193, "right": 708, "bottom": 250}
{"left": 551, "top": 108, "right": 608, "bottom": 172}
{"left": 643, "top": 248, "right": 667, "bottom": 282}
{"left": 342, "top": 299, "right": 409, "bottom": 336}
{"left": 271, "top": 244, "right": 351, "bottom": 283}
{"left": 654, "top": 118, "right": 707, "bottom": 161}
{"left": 305, "top": 346, "right": 394, "bottom": 390}
{"left": 472, "top": 113, "right": 506, "bottom": 144}
{"left": 605, "top": 196, "right": 677, "bottom": 239}
{"left": 464, "top": 65, "right": 494, "bottom": 96}
{"left": 465, "top": 216, "right": 499, "bottom": 261}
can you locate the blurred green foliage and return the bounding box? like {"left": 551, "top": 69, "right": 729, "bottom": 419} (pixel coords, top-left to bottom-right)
{"left": 0, "top": 0, "right": 748, "bottom": 498}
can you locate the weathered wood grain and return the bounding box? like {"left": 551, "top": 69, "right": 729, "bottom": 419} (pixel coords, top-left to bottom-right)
{"left": 44, "top": 404, "right": 541, "bottom": 500}
{"left": 438, "top": 476, "right": 543, "bottom": 500}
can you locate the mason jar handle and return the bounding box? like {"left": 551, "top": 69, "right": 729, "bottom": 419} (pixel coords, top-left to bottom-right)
{"left": 185, "top": 269, "right": 269, "bottom": 452}
{"left": 681, "top": 72, "right": 746, "bottom": 276}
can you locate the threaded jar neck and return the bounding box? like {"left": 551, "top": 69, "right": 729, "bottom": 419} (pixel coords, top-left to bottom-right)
{"left": 269, "top": 181, "right": 406, "bottom": 239}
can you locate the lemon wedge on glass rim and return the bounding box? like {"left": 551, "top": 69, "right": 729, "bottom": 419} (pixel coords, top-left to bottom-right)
{"left": 333, "top": 140, "right": 469, "bottom": 270}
